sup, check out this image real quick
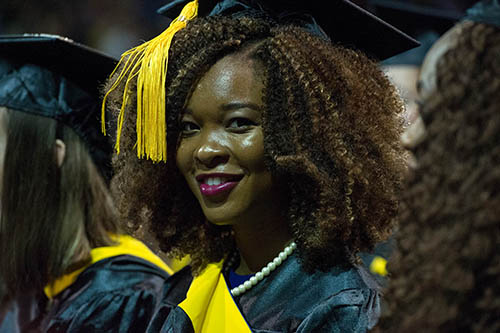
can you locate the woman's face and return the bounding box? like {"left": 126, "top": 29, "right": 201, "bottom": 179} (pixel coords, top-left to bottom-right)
{"left": 176, "top": 54, "right": 280, "bottom": 226}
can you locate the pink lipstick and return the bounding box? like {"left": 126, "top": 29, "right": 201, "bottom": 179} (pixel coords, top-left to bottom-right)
{"left": 196, "top": 173, "right": 243, "bottom": 197}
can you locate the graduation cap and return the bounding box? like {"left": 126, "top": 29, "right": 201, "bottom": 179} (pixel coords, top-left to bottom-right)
{"left": 0, "top": 34, "right": 118, "bottom": 180}
{"left": 368, "top": 0, "right": 481, "bottom": 65}
{"left": 156, "top": 0, "right": 420, "bottom": 60}
{"left": 367, "top": 0, "right": 463, "bottom": 37}
{"left": 367, "top": 0, "right": 460, "bottom": 66}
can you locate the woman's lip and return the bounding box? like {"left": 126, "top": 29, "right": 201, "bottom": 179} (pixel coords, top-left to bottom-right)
{"left": 195, "top": 173, "right": 242, "bottom": 182}
{"left": 199, "top": 181, "right": 239, "bottom": 196}
{"left": 195, "top": 173, "right": 244, "bottom": 197}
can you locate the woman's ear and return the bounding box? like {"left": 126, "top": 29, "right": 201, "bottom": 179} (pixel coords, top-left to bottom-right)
{"left": 55, "top": 139, "right": 66, "bottom": 168}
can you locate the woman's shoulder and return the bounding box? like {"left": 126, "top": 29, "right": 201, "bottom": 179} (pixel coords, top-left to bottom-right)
{"left": 240, "top": 255, "right": 381, "bottom": 332}
{"left": 0, "top": 255, "right": 172, "bottom": 332}
{"left": 157, "top": 265, "right": 194, "bottom": 307}
{"left": 296, "top": 266, "right": 381, "bottom": 332}
{"left": 45, "top": 255, "right": 170, "bottom": 332}
{"left": 257, "top": 254, "right": 380, "bottom": 302}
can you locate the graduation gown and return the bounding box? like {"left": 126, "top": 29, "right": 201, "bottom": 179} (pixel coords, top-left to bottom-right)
{"left": 147, "top": 254, "right": 381, "bottom": 332}
{"left": 0, "top": 235, "right": 172, "bottom": 332}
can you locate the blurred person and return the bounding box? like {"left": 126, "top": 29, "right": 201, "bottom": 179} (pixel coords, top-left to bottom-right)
{"left": 375, "top": 0, "right": 500, "bottom": 331}
{"left": 372, "top": 0, "right": 461, "bottom": 127}
{"left": 371, "top": 0, "right": 469, "bottom": 150}
{"left": 0, "top": 35, "right": 172, "bottom": 332}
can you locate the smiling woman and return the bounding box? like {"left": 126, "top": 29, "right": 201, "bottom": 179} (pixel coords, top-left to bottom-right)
{"left": 103, "top": 2, "right": 409, "bottom": 331}
{"left": 177, "top": 52, "right": 280, "bottom": 230}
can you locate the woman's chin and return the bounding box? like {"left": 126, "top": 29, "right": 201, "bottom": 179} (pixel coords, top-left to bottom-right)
{"left": 202, "top": 209, "right": 239, "bottom": 227}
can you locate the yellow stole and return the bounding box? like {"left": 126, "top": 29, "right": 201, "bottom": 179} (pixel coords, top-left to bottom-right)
{"left": 44, "top": 234, "right": 173, "bottom": 299}
{"left": 179, "top": 261, "right": 252, "bottom": 332}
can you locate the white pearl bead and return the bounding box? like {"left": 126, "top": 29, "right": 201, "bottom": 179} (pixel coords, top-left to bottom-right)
{"left": 229, "top": 241, "right": 297, "bottom": 296}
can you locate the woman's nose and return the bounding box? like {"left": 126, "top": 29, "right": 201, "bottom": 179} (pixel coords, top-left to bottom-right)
{"left": 194, "top": 135, "right": 229, "bottom": 169}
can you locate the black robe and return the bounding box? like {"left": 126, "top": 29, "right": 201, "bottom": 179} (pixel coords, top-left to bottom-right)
{"left": 0, "top": 236, "right": 171, "bottom": 332}
{"left": 147, "top": 254, "right": 381, "bottom": 332}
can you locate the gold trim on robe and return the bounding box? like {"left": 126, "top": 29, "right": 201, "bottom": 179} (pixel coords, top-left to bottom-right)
{"left": 179, "top": 261, "right": 252, "bottom": 332}
{"left": 44, "top": 234, "right": 174, "bottom": 299}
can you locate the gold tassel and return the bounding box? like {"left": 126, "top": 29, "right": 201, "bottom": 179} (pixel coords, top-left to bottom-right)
{"left": 102, "top": 0, "right": 199, "bottom": 162}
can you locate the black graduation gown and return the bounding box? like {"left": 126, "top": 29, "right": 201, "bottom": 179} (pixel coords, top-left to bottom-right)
{"left": 147, "top": 254, "right": 381, "bottom": 332}
{"left": 0, "top": 235, "right": 171, "bottom": 332}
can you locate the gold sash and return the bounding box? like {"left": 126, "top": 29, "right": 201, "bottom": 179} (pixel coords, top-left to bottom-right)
{"left": 44, "top": 234, "right": 173, "bottom": 299}
{"left": 179, "top": 261, "right": 252, "bottom": 332}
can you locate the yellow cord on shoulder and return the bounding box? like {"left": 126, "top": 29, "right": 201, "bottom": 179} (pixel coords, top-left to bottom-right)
{"left": 369, "top": 256, "right": 388, "bottom": 276}
{"left": 101, "top": 0, "right": 199, "bottom": 162}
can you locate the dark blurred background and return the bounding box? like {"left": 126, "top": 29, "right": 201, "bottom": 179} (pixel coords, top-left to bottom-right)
{"left": 0, "top": 0, "right": 479, "bottom": 58}
{"left": 0, "top": 0, "right": 170, "bottom": 57}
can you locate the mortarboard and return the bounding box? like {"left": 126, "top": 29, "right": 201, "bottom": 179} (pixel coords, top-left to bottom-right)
{"left": 0, "top": 34, "right": 117, "bottom": 180}
{"left": 156, "top": 0, "right": 420, "bottom": 60}
{"left": 368, "top": 0, "right": 463, "bottom": 65}
{"left": 368, "top": 0, "right": 464, "bottom": 37}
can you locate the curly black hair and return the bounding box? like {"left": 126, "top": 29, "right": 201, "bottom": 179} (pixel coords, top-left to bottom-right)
{"left": 105, "top": 16, "right": 406, "bottom": 273}
{"left": 377, "top": 21, "right": 500, "bottom": 332}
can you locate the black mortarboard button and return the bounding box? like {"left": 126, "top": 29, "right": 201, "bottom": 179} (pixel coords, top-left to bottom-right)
{"left": 156, "top": 0, "right": 420, "bottom": 60}
{"left": 0, "top": 34, "right": 118, "bottom": 180}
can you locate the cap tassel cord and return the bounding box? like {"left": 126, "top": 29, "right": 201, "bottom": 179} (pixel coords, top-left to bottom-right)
{"left": 101, "top": 0, "right": 199, "bottom": 162}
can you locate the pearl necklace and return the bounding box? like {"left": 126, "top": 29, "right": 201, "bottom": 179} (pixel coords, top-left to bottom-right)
{"left": 228, "top": 241, "right": 297, "bottom": 297}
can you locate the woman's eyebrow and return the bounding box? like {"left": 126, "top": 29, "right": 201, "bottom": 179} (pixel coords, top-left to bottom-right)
{"left": 221, "top": 102, "right": 262, "bottom": 112}
{"left": 182, "top": 103, "right": 262, "bottom": 117}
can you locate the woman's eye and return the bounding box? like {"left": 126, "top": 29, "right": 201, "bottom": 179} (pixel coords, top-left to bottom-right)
{"left": 180, "top": 121, "right": 199, "bottom": 134}
{"left": 227, "top": 118, "right": 256, "bottom": 129}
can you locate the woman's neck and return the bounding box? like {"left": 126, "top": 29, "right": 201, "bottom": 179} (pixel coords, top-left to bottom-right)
{"left": 232, "top": 215, "right": 292, "bottom": 275}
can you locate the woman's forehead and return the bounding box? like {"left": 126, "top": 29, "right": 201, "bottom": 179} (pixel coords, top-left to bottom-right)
{"left": 187, "top": 54, "right": 264, "bottom": 110}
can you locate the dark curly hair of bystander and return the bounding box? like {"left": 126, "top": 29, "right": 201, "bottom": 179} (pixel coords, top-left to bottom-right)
{"left": 377, "top": 13, "right": 500, "bottom": 333}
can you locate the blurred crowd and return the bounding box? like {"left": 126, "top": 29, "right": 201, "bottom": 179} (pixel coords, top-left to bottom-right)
{"left": 0, "top": 0, "right": 479, "bottom": 58}
{"left": 0, "top": 0, "right": 169, "bottom": 57}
